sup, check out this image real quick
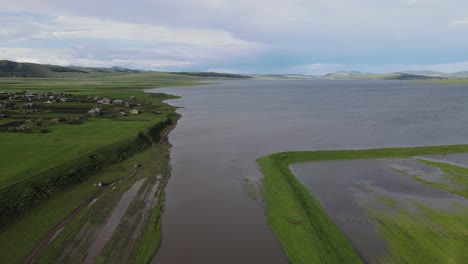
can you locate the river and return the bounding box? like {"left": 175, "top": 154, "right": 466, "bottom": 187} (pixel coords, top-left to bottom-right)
{"left": 150, "top": 79, "right": 468, "bottom": 263}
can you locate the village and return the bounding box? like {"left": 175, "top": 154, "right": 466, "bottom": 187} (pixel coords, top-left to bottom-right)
{"left": 0, "top": 91, "right": 161, "bottom": 133}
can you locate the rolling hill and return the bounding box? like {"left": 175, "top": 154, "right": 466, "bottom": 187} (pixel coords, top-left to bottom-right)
{"left": 0, "top": 60, "right": 143, "bottom": 78}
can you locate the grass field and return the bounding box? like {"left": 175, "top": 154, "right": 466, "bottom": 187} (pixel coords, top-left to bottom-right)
{"left": 0, "top": 118, "right": 161, "bottom": 187}
{"left": 258, "top": 144, "right": 468, "bottom": 263}
{"left": 369, "top": 197, "right": 468, "bottom": 263}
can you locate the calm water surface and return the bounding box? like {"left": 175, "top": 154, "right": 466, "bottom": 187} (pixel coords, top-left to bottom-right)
{"left": 150, "top": 80, "right": 468, "bottom": 263}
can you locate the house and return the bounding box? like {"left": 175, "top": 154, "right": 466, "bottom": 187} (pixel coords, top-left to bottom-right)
{"left": 97, "top": 98, "right": 111, "bottom": 104}
{"left": 45, "top": 100, "right": 54, "bottom": 104}
{"left": 124, "top": 102, "right": 136, "bottom": 108}
{"left": 88, "top": 108, "right": 102, "bottom": 116}
{"left": 112, "top": 99, "right": 123, "bottom": 106}
{"left": 24, "top": 103, "right": 38, "bottom": 109}
{"left": 117, "top": 111, "right": 127, "bottom": 116}
{"left": 130, "top": 109, "right": 139, "bottom": 115}
{"left": 59, "top": 98, "right": 68, "bottom": 102}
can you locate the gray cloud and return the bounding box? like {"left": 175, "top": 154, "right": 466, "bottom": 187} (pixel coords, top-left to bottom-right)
{"left": 2, "top": 0, "right": 468, "bottom": 72}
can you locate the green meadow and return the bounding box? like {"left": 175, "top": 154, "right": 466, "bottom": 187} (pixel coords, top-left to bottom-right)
{"left": 0, "top": 118, "right": 159, "bottom": 187}
{"left": 258, "top": 145, "right": 468, "bottom": 263}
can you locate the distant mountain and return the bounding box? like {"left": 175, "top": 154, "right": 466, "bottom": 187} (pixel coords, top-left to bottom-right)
{"left": 0, "top": 60, "right": 144, "bottom": 78}
{"left": 170, "top": 72, "right": 252, "bottom": 78}
{"left": 1, "top": 59, "right": 466, "bottom": 80}
{"left": 401, "top": 70, "right": 468, "bottom": 79}
{"left": 386, "top": 73, "right": 447, "bottom": 80}
{"left": 322, "top": 71, "right": 400, "bottom": 80}
{"left": 322, "top": 71, "right": 449, "bottom": 80}
{"left": 111, "top": 66, "right": 145, "bottom": 73}
{"left": 253, "top": 74, "right": 318, "bottom": 79}
{"left": 451, "top": 71, "right": 468, "bottom": 78}
{"left": 401, "top": 71, "right": 449, "bottom": 77}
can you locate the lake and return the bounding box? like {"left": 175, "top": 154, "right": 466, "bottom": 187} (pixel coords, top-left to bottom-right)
{"left": 150, "top": 79, "right": 468, "bottom": 263}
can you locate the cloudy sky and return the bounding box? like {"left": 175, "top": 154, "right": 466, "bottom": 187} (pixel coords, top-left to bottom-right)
{"left": 1, "top": 0, "right": 468, "bottom": 74}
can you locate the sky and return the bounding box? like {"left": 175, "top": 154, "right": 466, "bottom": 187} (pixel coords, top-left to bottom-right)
{"left": 1, "top": 0, "right": 468, "bottom": 74}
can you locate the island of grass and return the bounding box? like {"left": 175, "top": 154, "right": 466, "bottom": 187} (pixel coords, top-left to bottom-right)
{"left": 258, "top": 145, "right": 468, "bottom": 263}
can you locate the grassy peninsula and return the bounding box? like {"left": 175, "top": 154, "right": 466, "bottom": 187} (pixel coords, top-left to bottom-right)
{"left": 258, "top": 145, "right": 468, "bottom": 263}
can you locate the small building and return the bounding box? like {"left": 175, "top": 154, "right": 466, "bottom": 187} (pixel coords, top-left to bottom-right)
{"left": 130, "top": 108, "right": 139, "bottom": 115}
{"left": 97, "top": 98, "right": 111, "bottom": 104}
{"left": 88, "top": 108, "right": 102, "bottom": 117}
{"left": 124, "top": 102, "right": 136, "bottom": 108}
{"left": 45, "top": 100, "right": 54, "bottom": 104}
{"left": 59, "top": 98, "right": 68, "bottom": 102}
{"left": 24, "top": 103, "right": 38, "bottom": 109}
{"left": 117, "top": 111, "right": 127, "bottom": 116}
{"left": 112, "top": 99, "right": 123, "bottom": 106}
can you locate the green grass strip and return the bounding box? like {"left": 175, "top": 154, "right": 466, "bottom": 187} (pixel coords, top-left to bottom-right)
{"left": 257, "top": 144, "right": 468, "bottom": 263}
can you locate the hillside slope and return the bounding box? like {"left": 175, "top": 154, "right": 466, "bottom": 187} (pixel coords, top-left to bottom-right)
{"left": 0, "top": 60, "right": 142, "bottom": 78}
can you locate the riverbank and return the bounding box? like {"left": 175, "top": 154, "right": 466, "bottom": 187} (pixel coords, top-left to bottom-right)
{"left": 258, "top": 145, "right": 468, "bottom": 263}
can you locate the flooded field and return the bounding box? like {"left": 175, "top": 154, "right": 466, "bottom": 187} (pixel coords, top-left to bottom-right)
{"left": 84, "top": 179, "right": 145, "bottom": 263}
{"left": 153, "top": 79, "right": 468, "bottom": 263}
{"left": 291, "top": 155, "right": 468, "bottom": 262}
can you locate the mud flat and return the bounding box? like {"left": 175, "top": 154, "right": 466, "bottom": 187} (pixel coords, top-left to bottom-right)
{"left": 84, "top": 179, "right": 145, "bottom": 263}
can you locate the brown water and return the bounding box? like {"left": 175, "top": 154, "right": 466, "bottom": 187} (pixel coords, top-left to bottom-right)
{"left": 150, "top": 79, "right": 468, "bottom": 263}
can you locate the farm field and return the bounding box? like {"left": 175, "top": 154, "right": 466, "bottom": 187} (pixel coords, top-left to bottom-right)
{"left": 258, "top": 145, "right": 468, "bottom": 263}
